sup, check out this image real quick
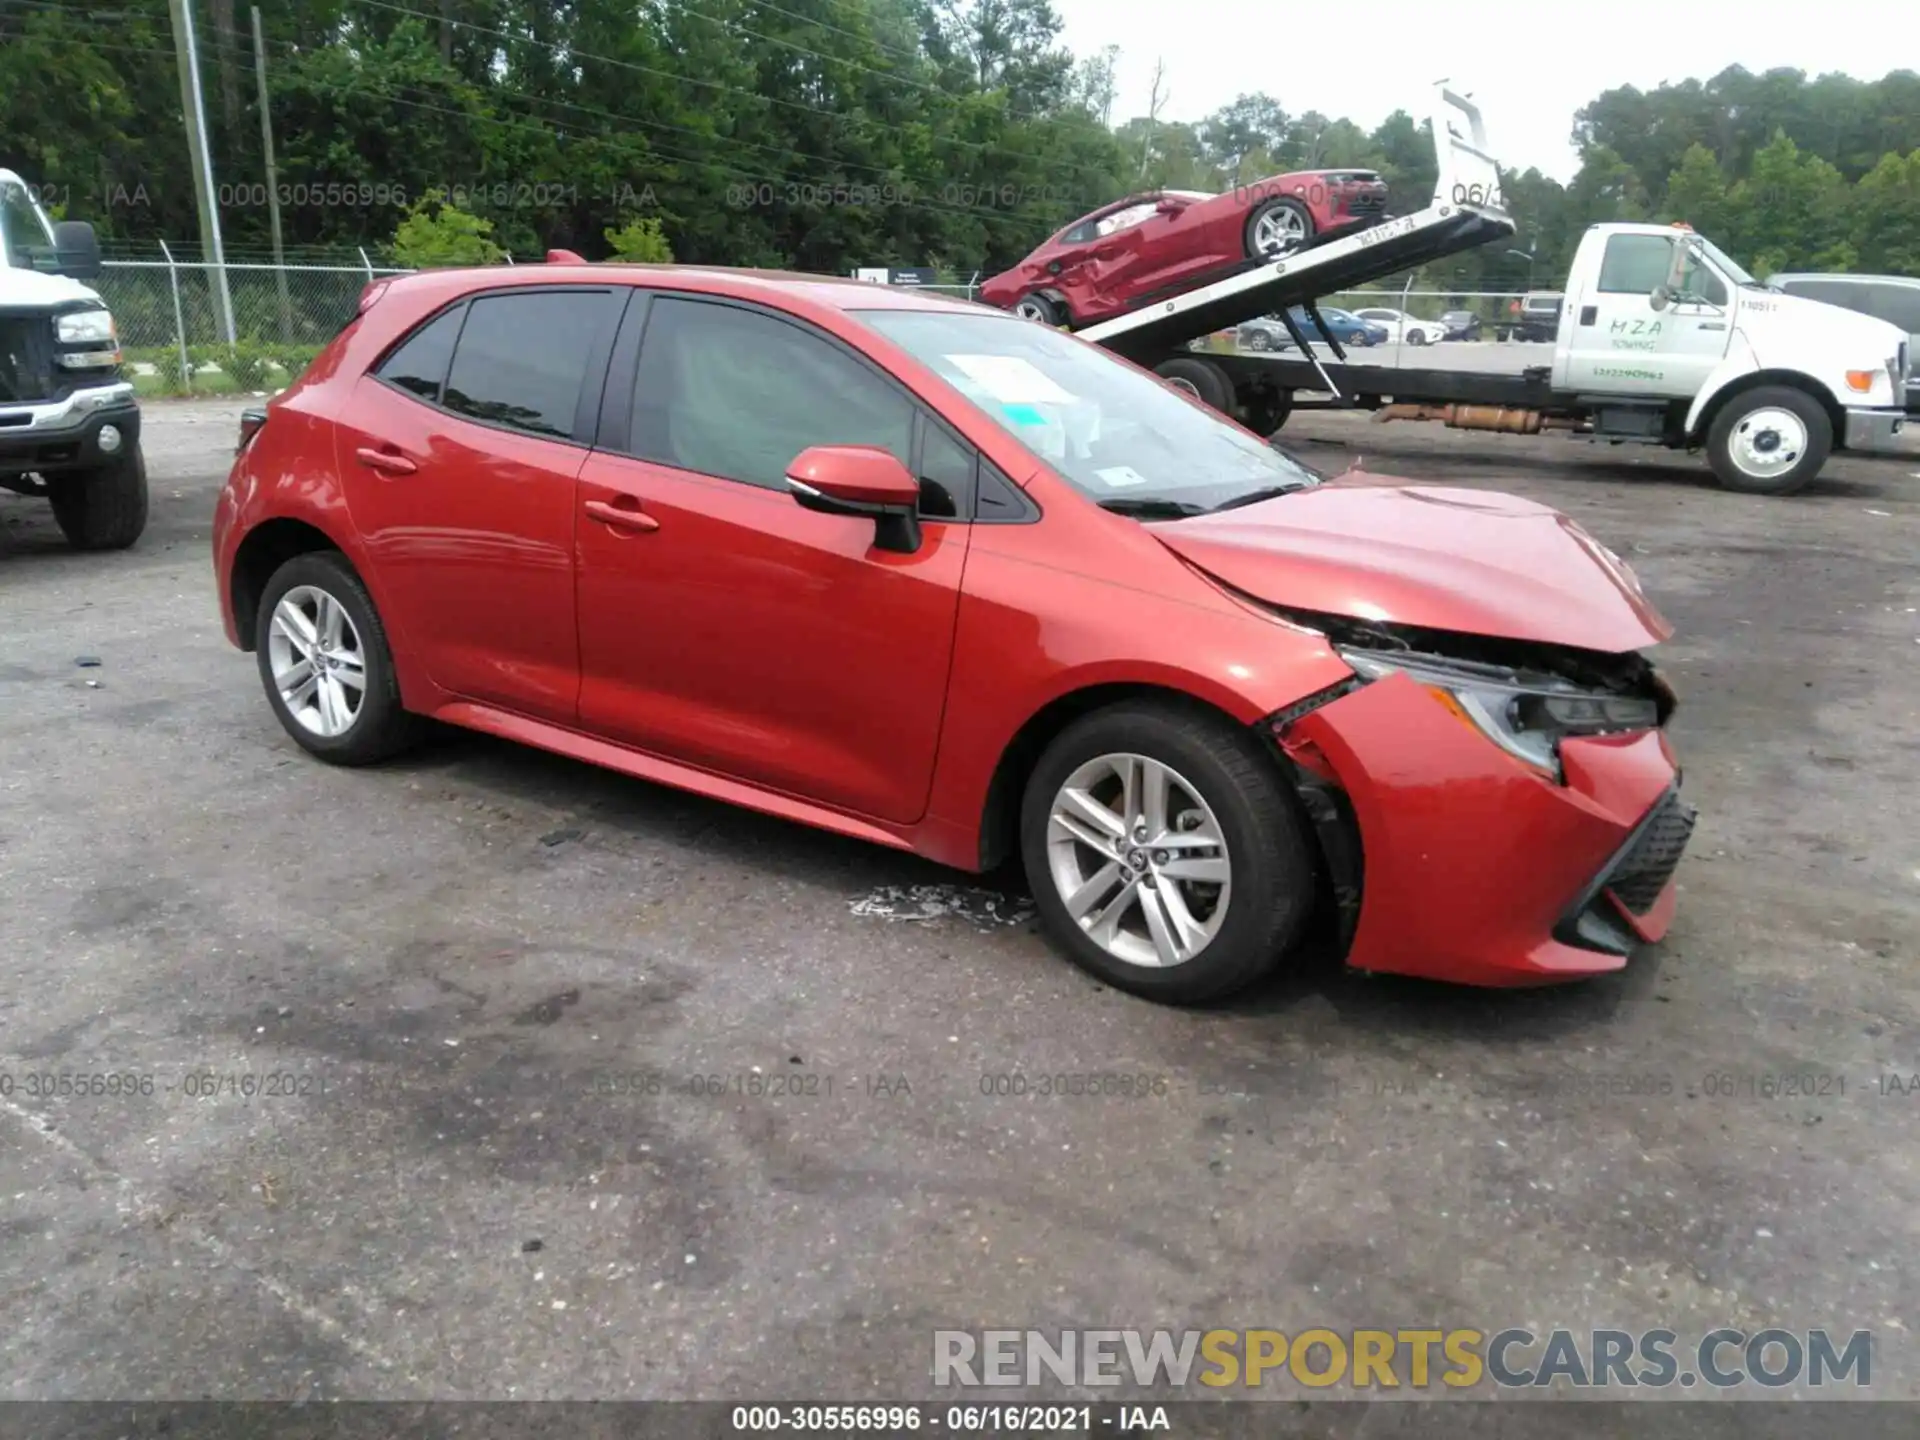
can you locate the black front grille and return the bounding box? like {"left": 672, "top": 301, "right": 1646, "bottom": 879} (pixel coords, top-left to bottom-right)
{"left": 0, "top": 315, "right": 58, "bottom": 404}
{"left": 1347, "top": 193, "right": 1388, "bottom": 214}
{"left": 1606, "top": 793, "right": 1698, "bottom": 914}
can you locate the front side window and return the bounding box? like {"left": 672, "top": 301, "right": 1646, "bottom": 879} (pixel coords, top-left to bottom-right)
{"left": 859, "top": 307, "right": 1321, "bottom": 515}
{"left": 441, "top": 290, "right": 615, "bottom": 440}
{"left": 628, "top": 297, "right": 913, "bottom": 492}
{"left": 1597, "top": 235, "right": 1675, "bottom": 295}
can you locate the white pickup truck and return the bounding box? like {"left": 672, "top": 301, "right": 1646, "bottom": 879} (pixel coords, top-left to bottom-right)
{"left": 0, "top": 168, "right": 147, "bottom": 548}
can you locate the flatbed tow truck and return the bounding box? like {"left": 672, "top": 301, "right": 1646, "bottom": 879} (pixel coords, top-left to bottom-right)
{"left": 1073, "top": 86, "right": 1912, "bottom": 496}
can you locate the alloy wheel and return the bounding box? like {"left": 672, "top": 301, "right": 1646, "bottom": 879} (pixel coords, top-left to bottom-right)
{"left": 268, "top": 584, "right": 366, "bottom": 738}
{"left": 1045, "top": 752, "right": 1231, "bottom": 969}
{"left": 1251, "top": 207, "right": 1307, "bottom": 257}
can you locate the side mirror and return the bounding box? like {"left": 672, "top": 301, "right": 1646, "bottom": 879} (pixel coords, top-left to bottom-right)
{"left": 1649, "top": 285, "right": 1671, "bottom": 312}
{"left": 51, "top": 220, "right": 102, "bottom": 280}
{"left": 786, "top": 445, "right": 923, "bottom": 555}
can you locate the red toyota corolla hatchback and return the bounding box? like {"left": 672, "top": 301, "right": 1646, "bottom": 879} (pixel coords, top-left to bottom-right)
{"left": 979, "top": 170, "right": 1391, "bottom": 328}
{"left": 214, "top": 264, "right": 1694, "bottom": 1004}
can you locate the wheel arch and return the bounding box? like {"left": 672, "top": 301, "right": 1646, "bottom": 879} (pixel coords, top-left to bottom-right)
{"left": 1685, "top": 367, "right": 1843, "bottom": 446}
{"left": 230, "top": 515, "right": 356, "bottom": 652}
{"left": 975, "top": 681, "right": 1268, "bottom": 873}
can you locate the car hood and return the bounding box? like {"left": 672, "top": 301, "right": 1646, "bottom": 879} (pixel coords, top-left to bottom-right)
{"left": 1149, "top": 478, "right": 1671, "bottom": 653}
{"left": 0, "top": 265, "right": 102, "bottom": 308}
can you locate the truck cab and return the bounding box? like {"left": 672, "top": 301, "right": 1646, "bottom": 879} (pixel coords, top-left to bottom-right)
{"left": 0, "top": 168, "right": 147, "bottom": 550}
{"left": 1553, "top": 221, "right": 1908, "bottom": 475}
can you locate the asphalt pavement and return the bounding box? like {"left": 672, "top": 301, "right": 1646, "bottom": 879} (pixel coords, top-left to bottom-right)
{"left": 3, "top": 399, "right": 1918, "bottom": 1403}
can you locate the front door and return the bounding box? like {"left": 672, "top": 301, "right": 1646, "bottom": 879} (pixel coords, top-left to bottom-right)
{"left": 1561, "top": 232, "right": 1730, "bottom": 397}
{"left": 336, "top": 286, "right": 623, "bottom": 723}
{"left": 573, "top": 295, "right": 971, "bottom": 825}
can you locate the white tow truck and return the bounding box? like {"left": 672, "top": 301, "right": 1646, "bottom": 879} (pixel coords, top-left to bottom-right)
{"left": 0, "top": 168, "right": 147, "bottom": 548}
{"left": 1074, "top": 88, "right": 1911, "bottom": 497}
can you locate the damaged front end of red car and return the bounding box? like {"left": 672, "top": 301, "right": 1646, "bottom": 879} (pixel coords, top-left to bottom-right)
{"left": 1261, "top": 610, "right": 1695, "bottom": 987}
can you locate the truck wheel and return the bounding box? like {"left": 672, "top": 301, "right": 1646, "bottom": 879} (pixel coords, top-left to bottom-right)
{"left": 1013, "top": 293, "right": 1067, "bottom": 327}
{"left": 1244, "top": 393, "right": 1294, "bottom": 437}
{"left": 1155, "top": 357, "right": 1233, "bottom": 413}
{"left": 1706, "top": 386, "right": 1832, "bottom": 496}
{"left": 49, "top": 447, "right": 148, "bottom": 551}
{"left": 1019, "top": 699, "right": 1319, "bottom": 1004}
{"left": 1244, "top": 198, "right": 1314, "bottom": 259}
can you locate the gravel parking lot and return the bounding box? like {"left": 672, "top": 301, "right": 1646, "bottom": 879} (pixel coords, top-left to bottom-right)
{"left": 4, "top": 398, "right": 1919, "bottom": 1403}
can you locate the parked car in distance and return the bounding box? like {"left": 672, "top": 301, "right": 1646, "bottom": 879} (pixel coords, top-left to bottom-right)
{"left": 1440, "top": 309, "right": 1483, "bottom": 341}
{"left": 1495, "top": 291, "right": 1563, "bottom": 342}
{"left": 1352, "top": 307, "right": 1448, "bottom": 346}
{"left": 215, "top": 262, "right": 1692, "bottom": 1003}
{"left": 980, "top": 170, "right": 1391, "bottom": 329}
{"left": 1237, "top": 306, "right": 1385, "bottom": 351}
{"left": 1765, "top": 272, "right": 1920, "bottom": 411}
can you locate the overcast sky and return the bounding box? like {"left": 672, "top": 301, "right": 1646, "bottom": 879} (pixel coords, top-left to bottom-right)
{"left": 1049, "top": 0, "right": 1905, "bottom": 183}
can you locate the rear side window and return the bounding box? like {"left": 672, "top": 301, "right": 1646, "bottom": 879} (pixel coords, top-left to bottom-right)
{"left": 374, "top": 306, "right": 464, "bottom": 403}
{"left": 1869, "top": 284, "right": 1920, "bottom": 335}
{"left": 628, "top": 297, "right": 914, "bottom": 491}
{"left": 441, "top": 291, "right": 615, "bottom": 440}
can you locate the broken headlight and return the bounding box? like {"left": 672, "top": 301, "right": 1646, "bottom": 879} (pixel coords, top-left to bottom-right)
{"left": 1338, "top": 646, "right": 1659, "bottom": 779}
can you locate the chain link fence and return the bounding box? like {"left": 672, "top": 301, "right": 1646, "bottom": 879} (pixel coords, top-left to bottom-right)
{"left": 91, "top": 248, "right": 1532, "bottom": 395}
{"left": 95, "top": 250, "right": 410, "bottom": 395}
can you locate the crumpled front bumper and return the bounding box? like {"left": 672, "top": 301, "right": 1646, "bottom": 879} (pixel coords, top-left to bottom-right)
{"left": 1278, "top": 672, "right": 1690, "bottom": 986}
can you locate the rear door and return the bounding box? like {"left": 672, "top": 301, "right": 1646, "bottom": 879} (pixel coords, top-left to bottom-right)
{"left": 337, "top": 286, "right": 624, "bottom": 723}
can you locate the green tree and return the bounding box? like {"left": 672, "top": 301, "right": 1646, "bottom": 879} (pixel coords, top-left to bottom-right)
{"left": 1661, "top": 143, "right": 1735, "bottom": 239}
{"left": 1731, "top": 130, "right": 1852, "bottom": 272}
{"left": 604, "top": 217, "right": 675, "bottom": 263}
{"left": 389, "top": 199, "right": 506, "bottom": 267}
{"left": 1852, "top": 149, "right": 1920, "bottom": 273}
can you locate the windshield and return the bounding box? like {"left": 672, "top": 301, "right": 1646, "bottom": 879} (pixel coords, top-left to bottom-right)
{"left": 0, "top": 177, "right": 56, "bottom": 269}
{"left": 859, "top": 309, "right": 1322, "bottom": 512}
{"left": 1695, "top": 235, "right": 1757, "bottom": 287}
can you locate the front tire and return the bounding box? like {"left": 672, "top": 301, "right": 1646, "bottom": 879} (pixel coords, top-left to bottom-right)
{"left": 1705, "top": 385, "right": 1831, "bottom": 496}
{"left": 1407, "top": 328, "right": 1430, "bottom": 347}
{"left": 254, "top": 550, "right": 421, "bottom": 764}
{"left": 50, "top": 446, "right": 148, "bottom": 551}
{"left": 1244, "top": 329, "right": 1273, "bottom": 352}
{"left": 1019, "top": 701, "right": 1318, "bottom": 1004}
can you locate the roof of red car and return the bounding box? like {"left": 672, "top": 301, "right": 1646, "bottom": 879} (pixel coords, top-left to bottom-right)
{"left": 378, "top": 262, "right": 992, "bottom": 314}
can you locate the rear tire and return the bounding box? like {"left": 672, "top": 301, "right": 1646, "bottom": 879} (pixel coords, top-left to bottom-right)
{"left": 1705, "top": 385, "right": 1831, "bottom": 496}
{"left": 1019, "top": 700, "right": 1318, "bottom": 1004}
{"left": 1154, "top": 357, "right": 1233, "bottom": 413}
{"left": 1244, "top": 329, "right": 1273, "bottom": 352}
{"left": 1244, "top": 197, "right": 1315, "bottom": 259}
{"left": 254, "top": 550, "right": 422, "bottom": 765}
{"left": 1013, "top": 292, "right": 1067, "bottom": 327}
{"left": 50, "top": 446, "right": 148, "bottom": 551}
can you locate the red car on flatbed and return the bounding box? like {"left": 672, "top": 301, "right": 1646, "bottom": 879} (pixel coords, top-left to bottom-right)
{"left": 214, "top": 260, "right": 1692, "bottom": 1004}
{"left": 980, "top": 169, "right": 1390, "bottom": 328}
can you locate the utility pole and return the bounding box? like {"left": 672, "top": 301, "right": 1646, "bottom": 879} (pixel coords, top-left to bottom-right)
{"left": 169, "top": 0, "right": 237, "bottom": 345}
{"left": 250, "top": 6, "right": 291, "bottom": 342}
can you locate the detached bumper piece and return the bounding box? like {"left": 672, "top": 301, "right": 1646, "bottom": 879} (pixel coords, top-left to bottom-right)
{"left": 1555, "top": 788, "right": 1698, "bottom": 957}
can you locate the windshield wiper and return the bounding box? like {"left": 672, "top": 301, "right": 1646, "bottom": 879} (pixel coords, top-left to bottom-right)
{"left": 1097, "top": 497, "right": 1210, "bottom": 519}
{"left": 1205, "top": 482, "right": 1310, "bottom": 513}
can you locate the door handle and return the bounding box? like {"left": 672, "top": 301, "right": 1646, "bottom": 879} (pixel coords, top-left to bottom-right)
{"left": 584, "top": 496, "right": 660, "bottom": 532}
{"left": 355, "top": 446, "right": 416, "bottom": 475}
{"left": 1578, "top": 305, "right": 1597, "bottom": 326}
